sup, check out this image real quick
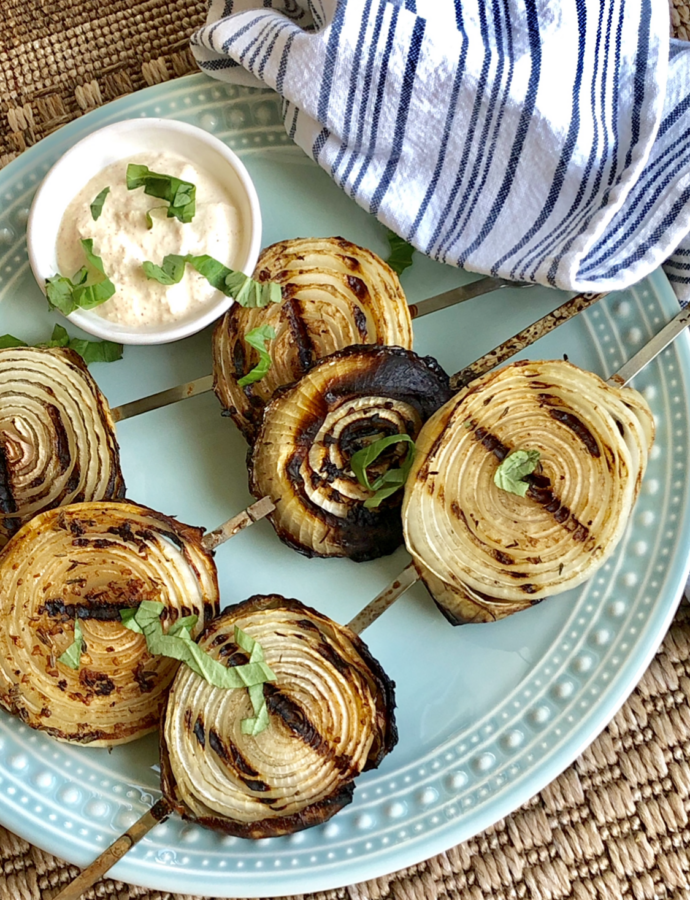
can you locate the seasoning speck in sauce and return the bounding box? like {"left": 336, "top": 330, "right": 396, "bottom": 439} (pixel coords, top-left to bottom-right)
{"left": 56, "top": 153, "right": 243, "bottom": 328}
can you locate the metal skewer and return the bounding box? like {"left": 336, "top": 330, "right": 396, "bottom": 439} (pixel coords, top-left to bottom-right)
{"left": 109, "top": 275, "right": 526, "bottom": 423}
{"left": 54, "top": 287, "right": 644, "bottom": 900}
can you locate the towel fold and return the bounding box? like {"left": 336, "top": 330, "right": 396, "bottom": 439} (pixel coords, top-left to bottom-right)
{"left": 191, "top": 1, "right": 690, "bottom": 305}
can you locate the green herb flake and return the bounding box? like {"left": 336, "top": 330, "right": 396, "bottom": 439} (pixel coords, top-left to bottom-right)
{"left": 0, "top": 335, "right": 28, "bottom": 349}
{"left": 45, "top": 240, "right": 115, "bottom": 314}
{"left": 0, "top": 325, "right": 122, "bottom": 365}
{"left": 142, "top": 253, "right": 281, "bottom": 308}
{"left": 385, "top": 228, "right": 415, "bottom": 276}
{"left": 351, "top": 433, "right": 416, "bottom": 509}
{"left": 145, "top": 205, "right": 168, "bottom": 230}
{"left": 126, "top": 163, "right": 196, "bottom": 224}
{"left": 494, "top": 449, "right": 540, "bottom": 498}
{"left": 58, "top": 619, "right": 84, "bottom": 670}
{"left": 90, "top": 187, "right": 110, "bottom": 221}
{"left": 120, "top": 602, "right": 275, "bottom": 734}
{"left": 238, "top": 325, "right": 276, "bottom": 388}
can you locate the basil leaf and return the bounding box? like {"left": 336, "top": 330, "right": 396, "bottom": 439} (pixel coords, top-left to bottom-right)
{"left": 90, "top": 187, "right": 110, "bottom": 221}
{"left": 0, "top": 335, "right": 28, "bottom": 349}
{"left": 1, "top": 325, "right": 122, "bottom": 365}
{"left": 46, "top": 242, "right": 115, "bottom": 313}
{"left": 494, "top": 449, "right": 540, "bottom": 497}
{"left": 58, "top": 619, "right": 84, "bottom": 670}
{"left": 145, "top": 205, "right": 168, "bottom": 230}
{"left": 80, "top": 238, "right": 107, "bottom": 275}
{"left": 385, "top": 228, "right": 415, "bottom": 276}
{"left": 142, "top": 255, "right": 188, "bottom": 285}
{"left": 351, "top": 433, "right": 416, "bottom": 491}
{"left": 126, "top": 163, "right": 196, "bottom": 224}
{"left": 46, "top": 274, "right": 79, "bottom": 315}
{"left": 142, "top": 253, "right": 281, "bottom": 308}
{"left": 120, "top": 602, "right": 276, "bottom": 704}
{"left": 39, "top": 324, "right": 122, "bottom": 364}
{"left": 350, "top": 434, "right": 416, "bottom": 508}
{"left": 238, "top": 325, "right": 276, "bottom": 388}
{"left": 119, "top": 608, "right": 143, "bottom": 633}
{"left": 68, "top": 337, "right": 123, "bottom": 365}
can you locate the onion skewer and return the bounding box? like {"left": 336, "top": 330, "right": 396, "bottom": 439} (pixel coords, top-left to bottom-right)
{"left": 52, "top": 297, "right": 682, "bottom": 900}
{"left": 53, "top": 582, "right": 397, "bottom": 900}
{"left": 0, "top": 496, "right": 273, "bottom": 748}
{"left": 352, "top": 303, "right": 690, "bottom": 630}
{"left": 109, "top": 232, "right": 547, "bottom": 427}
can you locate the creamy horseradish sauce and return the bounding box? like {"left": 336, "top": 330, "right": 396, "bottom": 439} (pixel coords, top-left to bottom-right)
{"left": 56, "top": 152, "right": 242, "bottom": 327}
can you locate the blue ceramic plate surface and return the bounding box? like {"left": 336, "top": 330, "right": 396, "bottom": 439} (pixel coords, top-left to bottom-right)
{"left": 0, "top": 74, "right": 688, "bottom": 896}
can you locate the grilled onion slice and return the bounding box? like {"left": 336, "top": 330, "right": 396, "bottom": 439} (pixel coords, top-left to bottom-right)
{"left": 249, "top": 345, "right": 452, "bottom": 561}
{"left": 0, "top": 347, "right": 124, "bottom": 548}
{"left": 0, "top": 501, "right": 219, "bottom": 746}
{"left": 402, "top": 360, "right": 654, "bottom": 624}
{"left": 160, "top": 593, "right": 397, "bottom": 838}
{"left": 213, "top": 237, "right": 412, "bottom": 441}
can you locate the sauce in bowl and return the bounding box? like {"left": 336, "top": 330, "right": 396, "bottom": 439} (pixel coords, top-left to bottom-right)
{"left": 56, "top": 152, "right": 243, "bottom": 329}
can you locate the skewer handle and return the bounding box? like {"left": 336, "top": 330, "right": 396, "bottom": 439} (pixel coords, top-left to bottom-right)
{"left": 202, "top": 496, "right": 276, "bottom": 552}
{"left": 450, "top": 291, "right": 607, "bottom": 391}
{"left": 53, "top": 799, "right": 171, "bottom": 900}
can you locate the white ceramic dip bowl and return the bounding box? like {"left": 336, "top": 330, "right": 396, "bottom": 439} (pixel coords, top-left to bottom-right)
{"left": 27, "top": 118, "right": 262, "bottom": 345}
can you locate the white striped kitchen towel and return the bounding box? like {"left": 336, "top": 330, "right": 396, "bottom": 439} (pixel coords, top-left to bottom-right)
{"left": 191, "top": 1, "right": 690, "bottom": 305}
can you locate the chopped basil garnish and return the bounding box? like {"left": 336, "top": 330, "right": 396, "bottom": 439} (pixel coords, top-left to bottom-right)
{"left": 58, "top": 619, "right": 84, "bottom": 670}
{"left": 351, "top": 433, "right": 416, "bottom": 509}
{"left": 90, "top": 187, "right": 110, "bottom": 222}
{"left": 385, "top": 228, "right": 415, "bottom": 276}
{"left": 45, "top": 239, "right": 116, "bottom": 314}
{"left": 120, "top": 601, "right": 275, "bottom": 735}
{"left": 238, "top": 324, "right": 276, "bottom": 388}
{"left": 142, "top": 253, "right": 281, "bottom": 308}
{"left": 145, "top": 205, "right": 168, "bottom": 230}
{"left": 0, "top": 325, "right": 123, "bottom": 364}
{"left": 90, "top": 187, "right": 110, "bottom": 221}
{"left": 494, "top": 449, "right": 540, "bottom": 497}
{"left": 126, "top": 163, "right": 196, "bottom": 224}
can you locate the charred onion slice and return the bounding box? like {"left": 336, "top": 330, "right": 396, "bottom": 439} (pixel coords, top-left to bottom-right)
{"left": 249, "top": 345, "right": 452, "bottom": 561}
{"left": 402, "top": 360, "right": 654, "bottom": 624}
{"left": 160, "top": 593, "right": 397, "bottom": 838}
{"left": 0, "top": 501, "right": 219, "bottom": 746}
{"left": 213, "top": 237, "right": 413, "bottom": 441}
{"left": 0, "top": 347, "right": 124, "bottom": 548}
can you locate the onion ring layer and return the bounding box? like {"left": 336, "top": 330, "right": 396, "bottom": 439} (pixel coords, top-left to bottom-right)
{"left": 0, "top": 347, "right": 124, "bottom": 547}
{"left": 402, "top": 360, "right": 654, "bottom": 623}
{"left": 161, "top": 593, "right": 397, "bottom": 838}
{"left": 249, "top": 345, "right": 452, "bottom": 560}
{"left": 213, "top": 237, "right": 412, "bottom": 441}
{"left": 0, "top": 501, "right": 219, "bottom": 746}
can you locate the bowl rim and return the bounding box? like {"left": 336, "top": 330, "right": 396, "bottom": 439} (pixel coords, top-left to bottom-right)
{"left": 27, "top": 117, "right": 263, "bottom": 345}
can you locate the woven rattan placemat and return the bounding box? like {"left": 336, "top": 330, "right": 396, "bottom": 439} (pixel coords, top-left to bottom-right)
{"left": 1, "top": 2, "right": 690, "bottom": 898}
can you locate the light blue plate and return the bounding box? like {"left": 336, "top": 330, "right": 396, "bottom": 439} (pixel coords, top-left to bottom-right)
{"left": 0, "top": 74, "right": 689, "bottom": 897}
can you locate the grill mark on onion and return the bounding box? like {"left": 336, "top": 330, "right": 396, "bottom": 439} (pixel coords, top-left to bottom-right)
{"left": 285, "top": 296, "right": 315, "bottom": 373}
{"left": 193, "top": 714, "right": 205, "bottom": 747}
{"left": 80, "top": 669, "right": 116, "bottom": 696}
{"left": 0, "top": 442, "right": 18, "bottom": 534}
{"left": 548, "top": 409, "right": 600, "bottom": 457}
{"left": 207, "top": 728, "right": 271, "bottom": 792}
{"left": 263, "top": 683, "right": 353, "bottom": 774}
{"left": 352, "top": 304, "right": 369, "bottom": 339}
{"left": 39, "top": 598, "right": 141, "bottom": 621}
{"left": 46, "top": 404, "right": 72, "bottom": 473}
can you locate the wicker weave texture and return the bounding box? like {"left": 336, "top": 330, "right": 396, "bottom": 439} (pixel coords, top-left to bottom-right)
{"left": 0, "top": 1, "right": 689, "bottom": 898}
